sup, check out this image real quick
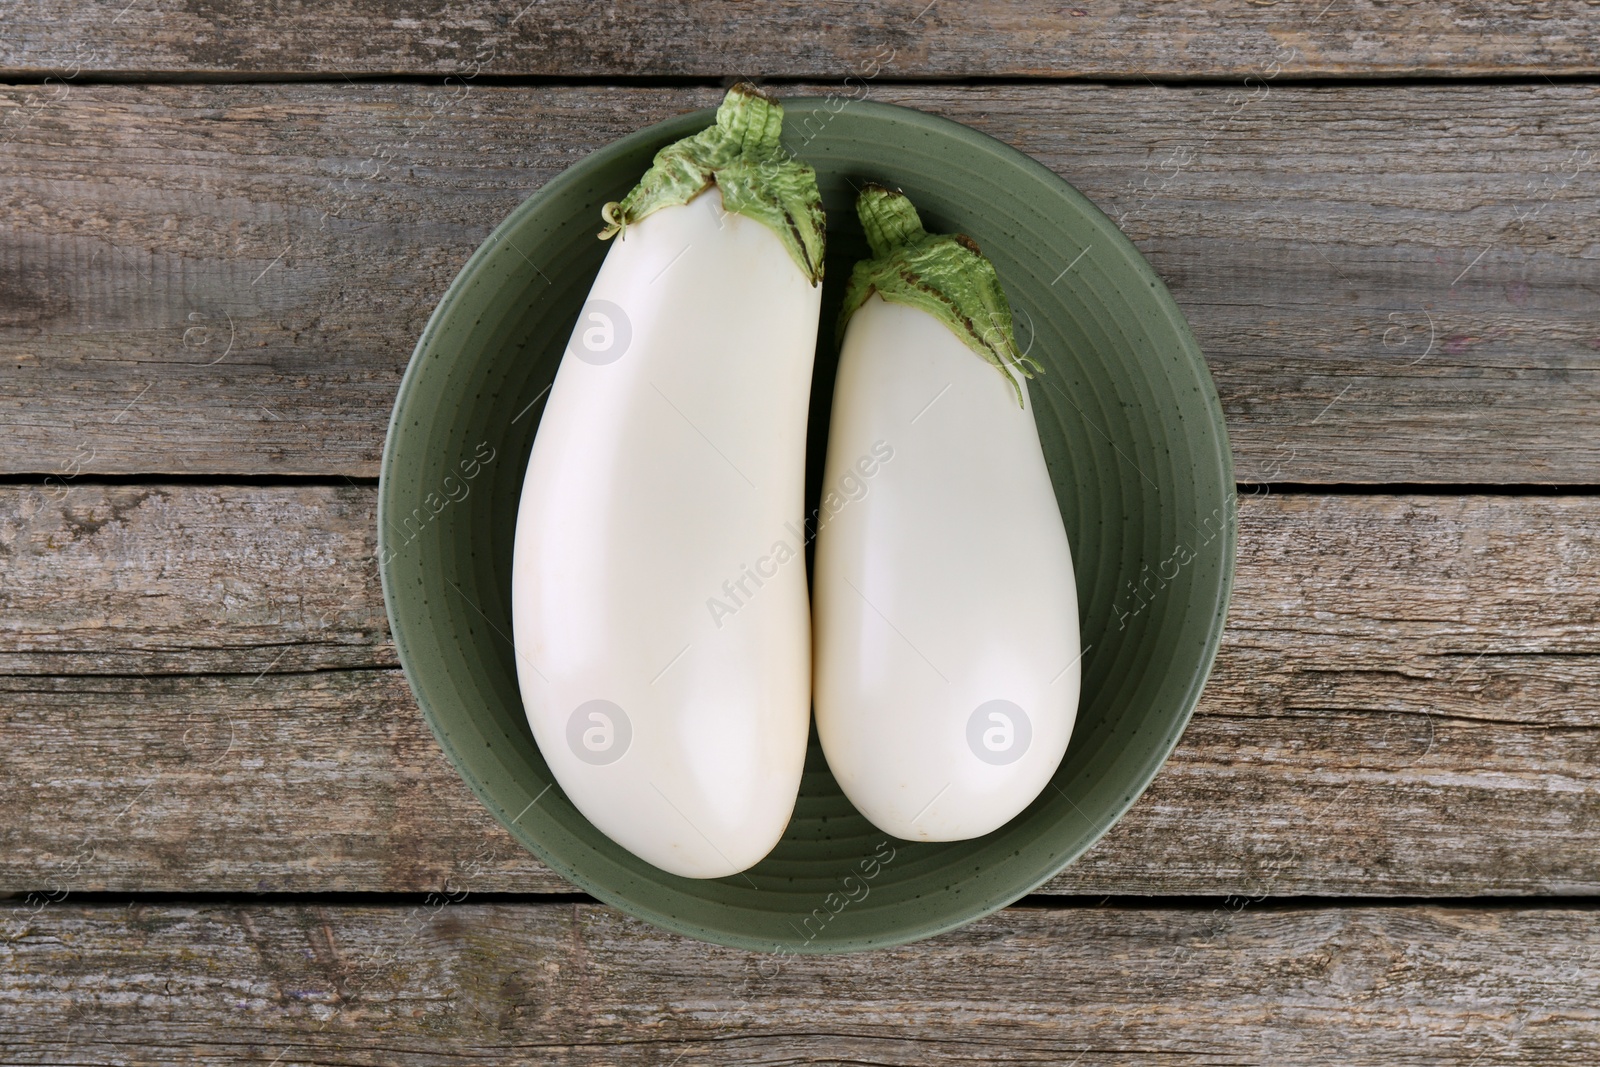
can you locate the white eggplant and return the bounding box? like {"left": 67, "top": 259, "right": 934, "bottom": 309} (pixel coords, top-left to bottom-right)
{"left": 511, "top": 87, "right": 825, "bottom": 878}
{"left": 813, "top": 186, "right": 1081, "bottom": 842}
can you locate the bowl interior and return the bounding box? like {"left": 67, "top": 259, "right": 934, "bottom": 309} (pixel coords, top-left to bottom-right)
{"left": 380, "top": 98, "right": 1235, "bottom": 952}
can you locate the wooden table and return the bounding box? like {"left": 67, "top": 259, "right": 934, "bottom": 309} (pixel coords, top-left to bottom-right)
{"left": 3, "top": 4, "right": 1598, "bottom": 1063}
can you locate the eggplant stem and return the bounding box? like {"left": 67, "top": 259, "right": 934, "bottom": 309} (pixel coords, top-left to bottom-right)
{"left": 595, "top": 83, "right": 824, "bottom": 283}
{"left": 840, "top": 186, "right": 1037, "bottom": 406}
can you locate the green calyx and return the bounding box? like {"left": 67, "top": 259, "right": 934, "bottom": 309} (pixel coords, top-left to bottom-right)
{"left": 839, "top": 185, "right": 1042, "bottom": 405}
{"left": 598, "top": 84, "right": 826, "bottom": 286}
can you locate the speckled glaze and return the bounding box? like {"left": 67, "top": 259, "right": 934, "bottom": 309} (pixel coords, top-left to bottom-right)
{"left": 379, "top": 99, "right": 1235, "bottom": 953}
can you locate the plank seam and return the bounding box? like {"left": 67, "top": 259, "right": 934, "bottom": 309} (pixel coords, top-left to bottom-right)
{"left": 2, "top": 72, "right": 1599, "bottom": 89}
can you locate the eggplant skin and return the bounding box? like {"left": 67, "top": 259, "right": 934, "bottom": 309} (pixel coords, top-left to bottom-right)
{"left": 512, "top": 189, "right": 821, "bottom": 878}
{"left": 814, "top": 295, "right": 1081, "bottom": 843}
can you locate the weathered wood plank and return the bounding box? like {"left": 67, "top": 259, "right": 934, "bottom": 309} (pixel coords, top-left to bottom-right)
{"left": 2, "top": 83, "right": 1598, "bottom": 481}
{"left": 4, "top": 486, "right": 1598, "bottom": 896}
{"left": 2, "top": 901, "right": 1596, "bottom": 1064}
{"left": 3, "top": 1, "right": 1597, "bottom": 79}
{"left": 0, "top": 484, "right": 384, "bottom": 677}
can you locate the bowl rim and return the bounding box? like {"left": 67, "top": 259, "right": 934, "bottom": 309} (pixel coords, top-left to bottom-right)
{"left": 379, "top": 95, "right": 1237, "bottom": 952}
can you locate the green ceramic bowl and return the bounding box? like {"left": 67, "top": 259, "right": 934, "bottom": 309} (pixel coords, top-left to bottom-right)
{"left": 380, "top": 97, "right": 1235, "bottom": 953}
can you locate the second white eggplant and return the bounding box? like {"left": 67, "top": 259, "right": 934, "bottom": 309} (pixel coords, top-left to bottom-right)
{"left": 813, "top": 186, "right": 1081, "bottom": 842}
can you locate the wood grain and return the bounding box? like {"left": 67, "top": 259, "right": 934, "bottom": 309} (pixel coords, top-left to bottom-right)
{"left": 2, "top": 83, "right": 1598, "bottom": 481}
{"left": 2, "top": 900, "right": 1596, "bottom": 1064}
{"left": 4, "top": 486, "right": 1597, "bottom": 897}
{"left": 3, "top": 1, "right": 1598, "bottom": 79}
{"left": 0, "top": 484, "right": 383, "bottom": 677}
